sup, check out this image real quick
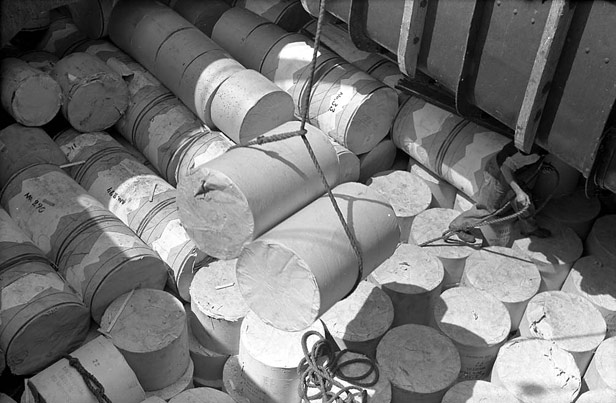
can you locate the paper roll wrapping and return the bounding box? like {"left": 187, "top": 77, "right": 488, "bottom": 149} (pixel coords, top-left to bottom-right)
{"left": 561, "top": 256, "right": 616, "bottom": 338}
{"left": 100, "top": 289, "right": 190, "bottom": 391}
{"left": 236, "top": 182, "right": 400, "bottom": 331}
{"left": 0, "top": 58, "right": 62, "bottom": 127}
{"left": 69, "top": 0, "right": 119, "bottom": 39}
{"left": 576, "top": 389, "right": 616, "bottom": 403}
{"left": 171, "top": 0, "right": 230, "bottom": 37}
{"left": 144, "top": 359, "right": 194, "bottom": 401}
{"left": 408, "top": 158, "right": 457, "bottom": 209}
{"left": 491, "top": 337, "right": 581, "bottom": 403}
{"left": 584, "top": 337, "right": 616, "bottom": 392}
{"left": 109, "top": 0, "right": 293, "bottom": 142}
{"left": 511, "top": 217, "right": 583, "bottom": 292}
{"left": 411, "top": 208, "right": 480, "bottom": 288}
{"left": 331, "top": 141, "right": 360, "bottom": 183}
{"left": 81, "top": 39, "right": 235, "bottom": 187}
{"left": 519, "top": 290, "right": 606, "bottom": 374}
{"left": 54, "top": 129, "right": 204, "bottom": 301}
{"left": 586, "top": 214, "right": 616, "bottom": 267}
{"left": 0, "top": 209, "right": 90, "bottom": 375}
{"left": 377, "top": 324, "right": 460, "bottom": 402}
{"left": 28, "top": 336, "right": 145, "bottom": 403}
{"left": 212, "top": 8, "right": 398, "bottom": 154}
{"left": 367, "top": 169, "right": 432, "bottom": 242}
{"left": 320, "top": 281, "right": 393, "bottom": 358}
{"left": 237, "top": 312, "right": 325, "bottom": 403}
{"left": 393, "top": 96, "right": 510, "bottom": 200}
{"left": 432, "top": 287, "right": 511, "bottom": 381}
{"left": 442, "top": 380, "right": 521, "bottom": 403}
{"left": 369, "top": 243, "right": 444, "bottom": 327}
{"left": 51, "top": 52, "right": 129, "bottom": 132}
{"left": 235, "top": 0, "right": 311, "bottom": 31}
{"left": 357, "top": 138, "right": 397, "bottom": 182}
{"left": 462, "top": 246, "right": 541, "bottom": 331}
{"left": 178, "top": 121, "right": 339, "bottom": 259}
{"left": 189, "top": 259, "right": 249, "bottom": 355}
{"left": 302, "top": 20, "right": 404, "bottom": 94}
{"left": 0, "top": 163, "right": 168, "bottom": 322}
{"left": 0, "top": 124, "right": 68, "bottom": 186}
{"left": 186, "top": 308, "right": 229, "bottom": 387}
{"left": 540, "top": 188, "right": 601, "bottom": 240}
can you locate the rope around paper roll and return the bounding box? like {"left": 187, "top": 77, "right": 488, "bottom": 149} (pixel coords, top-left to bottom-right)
{"left": 225, "top": 0, "right": 365, "bottom": 296}
{"left": 297, "top": 331, "right": 378, "bottom": 403}
{"left": 64, "top": 354, "right": 112, "bottom": 403}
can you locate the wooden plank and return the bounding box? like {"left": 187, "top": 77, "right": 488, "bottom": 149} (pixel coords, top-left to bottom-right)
{"left": 515, "top": 0, "right": 575, "bottom": 152}
{"left": 397, "top": 0, "right": 428, "bottom": 77}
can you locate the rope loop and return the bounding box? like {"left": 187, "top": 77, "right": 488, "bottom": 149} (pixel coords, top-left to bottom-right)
{"left": 64, "top": 354, "right": 112, "bottom": 403}
{"left": 297, "top": 331, "right": 378, "bottom": 403}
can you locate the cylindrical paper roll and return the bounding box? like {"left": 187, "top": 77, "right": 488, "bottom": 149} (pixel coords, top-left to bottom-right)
{"left": 236, "top": 182, "right": 400, "bottom": 331}
{"left": 321, "top": 281, "right": 393, "bottom": 358}
{"left": 519, "top": 290, "right": 606, "bottom": 374}
{"left": 411, "top": 208, "right": 480, "bottom": 288}
{"left": 367, "top": 170, "right": 432, "bottom": 242}
{"left": 377, "top": 324, "right": 460, "bottom": 403}
{"left": 178, "top": 121, "right": 339, "bottom": 259}
{"left": 586, "top": 215, "right": 616, "bottom": 267}
{"left": 462, "top": 246, "right": 541, "bottom": 331}
{"left": 237, "top": 311, "right": 325, "bottom": 403}
{"left": 0, "top": 58, "right": 62, "bottom": 126}
{"left": 561, "top": 256, "right": 616, "bottom": 338}
{"left": 100, "top": 289, "right": 190, "bottom": 391}
{"left": 584, "top": 337, "right": 616, "bottom": 392}
{"left": 511, "top": 217, "right": 583, "bottom": 291}
{"left": 491, "top": 337, "right": 581, "bottom": 403}
{"left": 369, "top": 243, "right": 444, "bottom": 327}
{"left": 51, "top": 52, "right": 128, "bottom": 132}
{"left": 432, "top": 287, "right": 511, "bottom": 381}
{"left": 190, "top": 259, "right": 249, "bottom": 355}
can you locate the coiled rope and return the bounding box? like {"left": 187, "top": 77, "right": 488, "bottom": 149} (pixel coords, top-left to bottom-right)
{"left": 297, "top": 331, "right": 379, "bottom": 403}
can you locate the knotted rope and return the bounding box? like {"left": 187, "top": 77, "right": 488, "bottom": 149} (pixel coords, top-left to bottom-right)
{"left": 297, "top": 331, "right": 379, "bottom": 403}
{"left": 64, "top": 354, "right": 112, "bottom": 403}
{"left": 420, "top": 161, "right": 561, "bottom": 247}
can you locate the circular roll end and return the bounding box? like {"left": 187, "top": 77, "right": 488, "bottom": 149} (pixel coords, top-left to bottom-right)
{"left": 90, "top": 254, "right": 168, "bottom": 323}
{"left": 222, "top": 355, "right": 250, "bottom": 403}
{"left": 12, "top": 74, "right": 62, "bottom": 126}
{"left": 491, "top": 338, "right": 581, "bottom": 403}
{"left": 211, "top": 69, "right": 294, "bottom": 145}
{"left": 66, "top": 73, "right": 128, "bottom": 132}
{"left": 344, "top": 85, "right": 398, "bottom": 155}
{"left": 236, "top": 240, "right": 320, "bottom": 331}
{"left": 7, "top": 301, "right": 90, "bottom": 375}
{"left": 177, "top": 167, "right": 254, "bottom": 259}
{"left": 238, "top": 88, "right": 294, "bottom": 145}
{"left": 434, "top": 287, "right": 511, "bottom": 348}
{"left": 376, "top": 324, "right": 460, "bottom": 396}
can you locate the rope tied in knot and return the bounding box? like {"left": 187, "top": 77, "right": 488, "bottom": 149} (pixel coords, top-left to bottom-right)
{"left": 64, "top": 354, "right": 112, "bottom": 403}
{"left": 297, "top": 331, "right": 379, "bottom": 403}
